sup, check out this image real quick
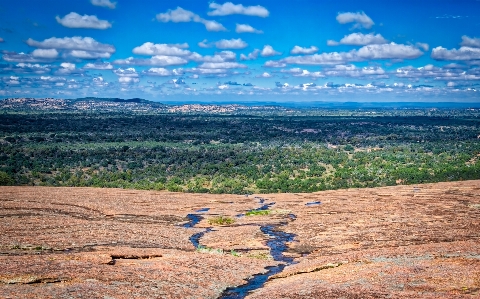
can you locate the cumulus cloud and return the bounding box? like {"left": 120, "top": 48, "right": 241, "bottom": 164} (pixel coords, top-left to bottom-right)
{"left": 142, "top": 68, "right": 173, "bottom": 76}
{"left": 327, "top": 33, "right": 387, "bottom": 46}
{"left": 257, "top": 72, "right": 272, "bottom": 78}
{"left": 202, "top": 19, "right": 227, "bottom": 32}
{"left": 26, "top": 36, "right": 115, "bottom": 53}
{"left": 113, "top": 55, "right": 188, "bottom": 66}
{"left": 264, "top": 60, "right": 287, "bottom": 67}
{"left": 280, "top": 51, "right": 357, "bottom": 65}
{"left": 83, "top": 62, "right": 113, "bottom": 70}
{"left": 156, "top": 7, "right": 196, "bottom": 22}
{"left": 114, "top": 67, "right": 139, "bottom": 77}
{"left": 281, "top": 68, "right": 324, "bottom": 78}
{"left": 55, "top": 62, "right": 85, "bottom": 76}
{"left": 156, "top": 7, "right": 226, "bottom": 31}
{"left": 133, "top": 42, "right": 191, "bottom": 56}
{"left": 431, "top": 46, "right": 480, "bottom": 61}
{"left": 336, "top": 11, "right": 374, "bottom": 29}
{"left": 191, "top": 51, "right": 236, "bottom": 63}
{"left": 208, "top": 2, "right": 269, "bottom": 17}
{"left": 198, "top": 39, "right": 211, "bottom": 48}
{"left": 69, "top": 50, "right": 111, "bottom": 59}
{"left": 32, "top": 49, "right": 59, "bottom": 59}
{"left": 2, "top": 52, "right": 44, "bottom": 63}
{"left": 198, "top": 62, "right": 247, "bottom": 69}
{"left": 56, "top": 12, "right": 112, "bottom": 29}
{"left": 460, "top": 35, "right": 480, "bottom": 48}
{"left": 356, "top": 43, "right": 423, "bottom": 60}
{"left": 119, "top": 76, "right": 139, "bottom": 84}
{"left": 240, "top": 49, "right": 260, "bottom": 60}
{"left": 0, "top": 63, "right": 52, "bottom": 74}
{"left": 290, "top": 45, "right": 318, "bottom": 55}
{"left": 269, "top": 43, "right": 422, "bottom": 66}
{"left": 324, "top": 64, "right": 386, "bottom": 78}
{"left": 416, "top": 42, "right": 429, "bottom": 51}
{"left": 215, "top": 38, "right": 248, "bottom": 49}
{"left": 261, "top": 45, "right": 281, "bottom": 57}
{"left": 235, "top": 23, "right": 263, "bottom": 33}
{"left": 91, "top": 0, "right": 116, "bottom": 9}
{"left": 396, "top": 64, "right": 480, "bottom": 81}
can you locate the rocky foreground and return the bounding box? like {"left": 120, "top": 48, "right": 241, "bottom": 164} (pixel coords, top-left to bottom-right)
{"left": 0, "top": 181, "right": 479, "bottom": 298}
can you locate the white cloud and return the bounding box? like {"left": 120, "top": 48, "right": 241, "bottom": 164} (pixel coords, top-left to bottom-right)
{"left": 460, "top": 35, "right": 480, "bottom": 48}
{"left": 356, "top": 43, "right": 423, "bottom": 60}
{"left": 90, "top": 0, "right": 116, "bottom": 9}
{"left": 336, "top": 12, "right": 374, "bottom": 29}
{"left": 281, "top": 51, "right": 357, "bottom": 65}
{"left": 156, "top": 7, "right": 226, "bottom": 31}
{"left": 257, "top": 72, "right": 272, "bottom": 78}
{"left": 0, "top": 63, "right": 52, "bottom": 74}
{"left": 290, "top": 45, "right": 318, "bottom": 55}
{"left": 60, "top": 62, "right": 75, "bottom": 70}
{"left": 32, "top": 49, "right": 59, "bottom": 59}
{"left": 261, "top": 45, "right": 281, "bottom": 57}
{"left": 324, "top": 64, "right": 386, "bottom": 78}
{"left": 208, "top": 2, "right": 269, "bottom": 17}
{"left": 264, "top": 60, "right": 287, "bottom": 67}
{"left": 416, "top": 42, "right": 429, "bottom": 51}
{"left": 198, "top": 62, "right": 247, "bottom": 69}
{"left": 119, "top": 77, "right": 139, "bottom": 84}
{"left": 0, "top": 38, "right": 4, "bottom": 43}
{"left": 26, "top": 36, "right": 115, "bottom": 53}
{"left": 2, "top": 52, "right": 44, "bottom": 63}
{"left": 198, "top": 39, "right": 211, "bottom": 48}
{"left": 191, "top": 51, "right": 236, "bottom": 62}
{"left": 156, "top": 7, "right": 196, "bottom": 22}
{"left": 327, "top": 33, "right": 387, "bottom": 46}
{"left": 282, "top": 68, "right": 324, "bottom": 78}
{"left": 395, "top": 64, "right": 480, "bottom": 81}
{"left": 113, "top": 56, "right": 188, "bottom": 66}
{"left": 240, "top": 49, "right": 260, "bottom": 60}
{"left": 132, "top": 42, "right": 191, "bottom": 56}
{"left": 142, "top": 68, "right": 172, "bottom": 76}
{"left": 215, "top": 38, "right": 248, "bottom": 49}
{"left": 114, "top": 67, "right": 139, "bottom": 77}
{"left": 201, "top": 19, "right": 227, "bottom": 32}
{"left": 55, "top": 62, "right": 85, "bottom": 76}
{"left": 55, "top": 12, "right": 112, "bottom": 29}
{"left": 83, "top": 62, "right": 113, "bottom": 70}
{"left": 431, "top": 46, "right": 480, "bottom": 61}
{"left": 69, "top": 50, "right": 111, "bottom": 59}
{"left": 236, "top": 24, "right": 263, "bottom": 33}
{"left": 270, "top": 43, "right": 422, "bottom": 66}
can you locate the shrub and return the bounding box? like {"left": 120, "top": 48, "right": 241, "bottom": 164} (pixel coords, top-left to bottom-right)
{"left": 208, "top": 215, "right": 235, "bottom": 226}
{"left": 0, "top": 171, "right": 14, "bottom": 186}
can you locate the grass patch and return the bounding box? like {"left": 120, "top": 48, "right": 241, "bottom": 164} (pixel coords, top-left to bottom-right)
{"left": 245, "top": 209, "right": 271, "bottom": 216}
{"left": 246, "top": 251, "right": 273, "bottom": 260}
{"left": 208, "top": 215, "right": 235, "bottom": 226}
{"left": 196, "top": 246, "right": 241, "bottom": 257}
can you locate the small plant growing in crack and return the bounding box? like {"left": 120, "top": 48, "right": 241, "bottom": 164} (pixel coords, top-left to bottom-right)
{"left": 196, "top": 245, "right": 224, "bottom": 254}
{"left": 245, "top": 210, "right": 270, "bottom": 216}
{"left": 208, "top": 215, "right": 235, "bottom": 225}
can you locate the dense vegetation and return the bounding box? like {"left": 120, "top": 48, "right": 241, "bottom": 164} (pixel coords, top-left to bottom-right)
{"left": 1, "top": 107, "right": 479, "bottom": 193}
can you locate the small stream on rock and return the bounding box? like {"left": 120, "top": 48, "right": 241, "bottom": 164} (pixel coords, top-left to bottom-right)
{"left": 183, "top": 213, "right": 210, "bottom": 248}
{"left": 181, "top": 199, "right": 299, "bottom": 299}
{"left": 218, "top": 198, "right": 297, "bottom": 299}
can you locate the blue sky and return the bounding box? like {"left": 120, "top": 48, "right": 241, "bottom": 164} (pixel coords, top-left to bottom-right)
{"left": 1, "top": 0, "right": 480, "bottom": 103}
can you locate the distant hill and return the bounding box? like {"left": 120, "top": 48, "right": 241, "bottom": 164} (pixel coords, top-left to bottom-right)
{"left": 0, "top": 97, "right": 166, "bottom": 112}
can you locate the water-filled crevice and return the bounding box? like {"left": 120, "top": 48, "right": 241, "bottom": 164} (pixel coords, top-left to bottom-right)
{"left": 218, "top": 198, "right": 298, "bottom": 299}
